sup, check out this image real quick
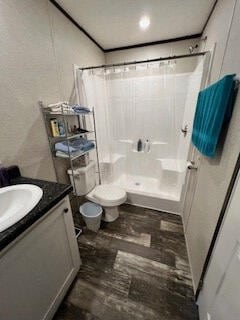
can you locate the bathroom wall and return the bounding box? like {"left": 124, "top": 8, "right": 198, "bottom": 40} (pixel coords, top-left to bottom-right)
{"left": 197, "top": 3, "right": 240, "bottom": 316}
{"left": 0, "top": 0, "right": 105, "bottom": 181}
{"left": 105, "top": 38, "right": 200, "bottom": 72}
{"left": 182, "top": 0, "right": 240, "bottom": 291}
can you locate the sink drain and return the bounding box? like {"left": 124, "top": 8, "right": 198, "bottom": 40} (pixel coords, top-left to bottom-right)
{"left": 135, "top": 182, "right": 141, "bottom": 186}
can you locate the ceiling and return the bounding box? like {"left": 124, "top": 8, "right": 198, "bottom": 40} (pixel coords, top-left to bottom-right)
{"left": 54, "top": 0, "right": 216, "bottom": 51}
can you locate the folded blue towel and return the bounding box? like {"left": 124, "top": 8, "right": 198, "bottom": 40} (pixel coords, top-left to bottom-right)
{"left": 82, "top": 141, "right": 95, "bottom": 151}
{"left": 192, "top": 74, "right": 236, "bottom": 157}
{"left": 55, "top": 138, "right": 94, "bottom": 154}
{"left": 71, "top": 137, "right": 94, "bottom": 151}
{"left": 72, "top": 104, "right": 90, "bottom": 113}
{"left": 70, "top": 137, "right": 85, "bottom": 147}
{"left": 55, "top": 141, "right": 78, "bottom": 153}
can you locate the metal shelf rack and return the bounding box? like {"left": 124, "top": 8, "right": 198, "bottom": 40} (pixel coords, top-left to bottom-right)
{"left": 39, "top": 101, "right": 101, "bottom": 194}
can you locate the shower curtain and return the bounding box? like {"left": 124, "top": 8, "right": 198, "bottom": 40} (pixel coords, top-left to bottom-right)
{"left": 76, "top": 69, "right": 110, "bottom": 162}
{"left": 76, "top": 59, "right": 203, "bottom": 186}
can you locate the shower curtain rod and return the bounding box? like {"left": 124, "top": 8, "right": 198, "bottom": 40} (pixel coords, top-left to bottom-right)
{"left": 79, "top": 51, "right": 208, "bottom": 71}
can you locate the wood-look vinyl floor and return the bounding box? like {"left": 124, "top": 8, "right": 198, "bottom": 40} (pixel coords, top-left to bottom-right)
{"left": 54, "top": 204, "right": 198, "bottom": 320}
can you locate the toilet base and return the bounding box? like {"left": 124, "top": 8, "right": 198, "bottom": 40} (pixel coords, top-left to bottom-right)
{"left": 102, "top": 206, "right": 119, "bottom": 222}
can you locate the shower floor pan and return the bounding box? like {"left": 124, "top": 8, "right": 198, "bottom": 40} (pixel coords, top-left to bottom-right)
{"left": 111, "top": 174, "right": 183, "bottom": 214}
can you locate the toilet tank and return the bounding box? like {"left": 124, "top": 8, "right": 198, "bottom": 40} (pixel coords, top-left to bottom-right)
{"left": 67, "top": 161, "right": 96, "bottom": 196}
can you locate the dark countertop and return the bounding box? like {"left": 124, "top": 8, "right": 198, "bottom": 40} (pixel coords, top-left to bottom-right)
{"left": 0, "top": 175, "right": 72, "bottom": 251}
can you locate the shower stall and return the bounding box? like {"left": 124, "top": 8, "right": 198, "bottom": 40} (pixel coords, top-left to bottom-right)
{"left": 76, "top": 52, "right": 209, "bottom": 213}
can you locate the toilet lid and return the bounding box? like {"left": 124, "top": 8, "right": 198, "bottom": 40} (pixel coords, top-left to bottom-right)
{"left": 93, "top": 185, "right": 126, "bottom": 206}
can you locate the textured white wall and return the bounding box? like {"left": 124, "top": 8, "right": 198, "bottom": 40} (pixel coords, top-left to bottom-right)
{"left": 105, "top": 39, "right": 200, "bottom": 67}
{"left": 0, "top": 0, "right": 104, "bottom": 181}
{"left": 197, "top": 2, "right": 240, "bottom": 317}
{"left": 183, "top": 0, "right": 238, "bottom": 291}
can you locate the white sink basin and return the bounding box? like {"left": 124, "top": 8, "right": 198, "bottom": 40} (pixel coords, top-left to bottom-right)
{"left": 0, "top": 184, "right": 43, "bottom": 232}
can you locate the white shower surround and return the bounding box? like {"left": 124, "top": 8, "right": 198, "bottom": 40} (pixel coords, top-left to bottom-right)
{"left": 78, "top": 60, "right": 204, "bottom": 213}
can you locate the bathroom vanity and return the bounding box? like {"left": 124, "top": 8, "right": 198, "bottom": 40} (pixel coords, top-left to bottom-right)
{"left": 0, "top": 170, "right": 81, "bottom": 320}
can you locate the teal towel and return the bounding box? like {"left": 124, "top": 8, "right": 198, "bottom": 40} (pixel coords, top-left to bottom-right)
{"left": 192, "top": 74, "right": 236, "bottom": 157}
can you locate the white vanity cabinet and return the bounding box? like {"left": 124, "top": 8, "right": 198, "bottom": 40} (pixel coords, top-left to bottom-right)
{"left": 0, "top": 196, "right": 81, "bottom": 320}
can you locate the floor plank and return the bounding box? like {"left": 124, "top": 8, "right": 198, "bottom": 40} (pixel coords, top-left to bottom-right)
{"left": 114, "top": 250, "right": 192, "bottom": 287}
{"left": 54, "top": 301, "right": 101, "bottom": 320}
{"left": 109, "top": 236, "right": 176, "bottom": 267}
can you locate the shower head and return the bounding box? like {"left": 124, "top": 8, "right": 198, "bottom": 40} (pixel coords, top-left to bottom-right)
{"left": 188, "top": 44, "right": 199, "bottom": 54}
{"left": 189, "top": 46, "right": 194, "bottom": 54}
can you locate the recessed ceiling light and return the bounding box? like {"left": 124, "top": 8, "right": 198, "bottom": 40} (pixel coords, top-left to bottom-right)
{"left": 139, "top": 16, "right": 150, "bottom": 30}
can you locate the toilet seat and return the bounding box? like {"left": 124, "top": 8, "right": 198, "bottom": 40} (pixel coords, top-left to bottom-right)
{"left": 87, "top": 185, "right": 127, "bottom": 207}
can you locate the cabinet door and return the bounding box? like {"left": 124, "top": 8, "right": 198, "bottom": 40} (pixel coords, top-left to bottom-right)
{"left": 0, "top": 196, "right": 81, "bottom": 320}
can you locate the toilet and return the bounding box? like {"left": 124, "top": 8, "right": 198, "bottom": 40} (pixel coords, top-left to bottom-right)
{"left": 86, "top": 184, "right": 127, "bottom": 222}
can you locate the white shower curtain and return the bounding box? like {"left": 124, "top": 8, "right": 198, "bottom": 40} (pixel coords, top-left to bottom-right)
{"left": 76, "top": 69, "right": 110, "bottom": 162}
{"left": 77, "top": 60, "right": 201, "bottom": 185}
{"left": 104, "top": 62, "right": 189, "bottom": 159}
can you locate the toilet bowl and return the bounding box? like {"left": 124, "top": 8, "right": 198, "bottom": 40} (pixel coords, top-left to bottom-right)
{"left": 86, "top": 184, "right": 127, "bottom": 222}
